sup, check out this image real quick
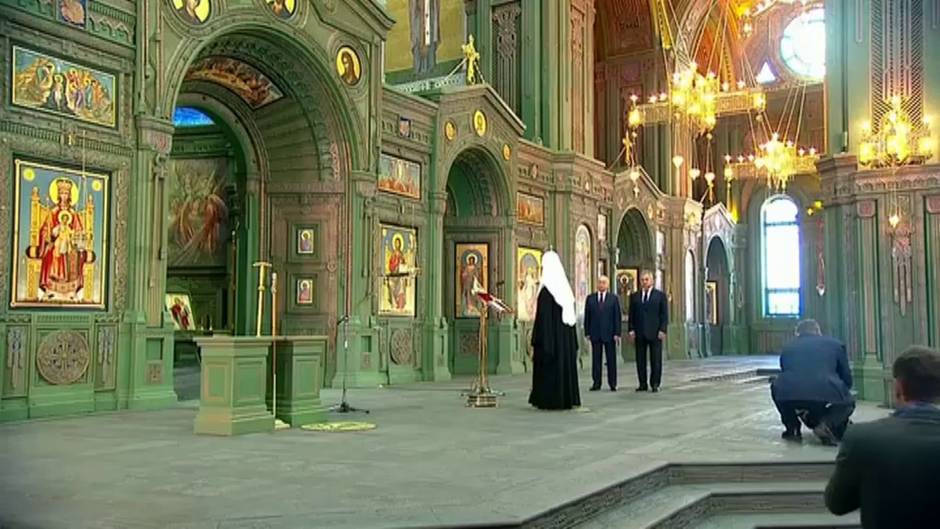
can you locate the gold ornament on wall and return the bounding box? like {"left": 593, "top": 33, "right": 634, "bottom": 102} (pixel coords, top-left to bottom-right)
{"left": 444, "top": 121, "right": 457, "bottom": 141}
{"left": 472, "top": 110, "right": 487, "bottom": 136}
{"left": 502, "top": 144, "right": 511, "bottom": 160}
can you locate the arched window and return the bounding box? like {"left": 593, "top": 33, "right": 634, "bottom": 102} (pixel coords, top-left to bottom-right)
{"left": 761, "top": 196, "right": 801, "bottom": 316}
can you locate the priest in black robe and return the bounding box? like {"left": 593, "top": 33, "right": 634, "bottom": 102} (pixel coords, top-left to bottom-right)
{"left": 528, "top": 251, "right": 581, "bottom": 410}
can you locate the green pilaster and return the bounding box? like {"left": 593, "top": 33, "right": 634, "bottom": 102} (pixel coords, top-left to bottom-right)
{"left": 924, "top": 3, "right": 940, "bottom": 150}
{"left": 496, "top": 217, "right": 522, "bottom": 375}
{"left": 126, "top": 117, "right": 178, "bottom": 411}
{"left": 825, "top": 0, "right": 871, "bottom": 154}
{"left": 521, "top": 0, "right": 543, "bottom": 142}
{"left": 423, "top": 120, "right": 451, "bottom": 381}
{"left": 331, "top": 171, "right": 383, "bottom": 389}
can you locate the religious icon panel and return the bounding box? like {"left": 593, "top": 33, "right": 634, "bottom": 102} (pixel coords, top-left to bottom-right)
{"left": 168, "top": 158, "right": 230, "bottom": 267}
{"left": 616, "top": 268, "right": 638, "bottom": 314}
{"left": 184, "top": 56, "right": 283, "bottom": 109}
{"left": 265, "top": 0, "right": 295, "bottom": 18}
{"left": 57, "top": 0, "right": 87, "bottom": 28}
{"left": 336, "top": 46, "right": 362, "bottom": 86}
{"left": 516, "top": 247, "right": 542, "bottom": 322}
{"left": 455, "top": 243, "right": 488, "bottom": 318}
{"left": 12, "top": 46, "right": 116, "bottom": 128}
{"left": 516, "top": 192, "right": 545, "bottom": 226}
{"left": 705, "top": 280, "right": 718, "bottom": 325}
{"left": 378, "top": 154, "right": 421, "bottom": 199}
{"left": 11, "top": 160, "right": 109, "bottom": 309}
{"left": 296, "top": 227, "right": 315, "bottom": 255}
{"left": 165, "top": 294, "right": 195, "bottom": 331}
{"left": 296, "top": 278, "right": 314, "bottom": 306}
{"left": 380, "top": 225, "right": 417, "bottom": 317}
{"left": 171, "top": 0, "right": 211, "bottom": 24}
{"left": 574, "top": 225, "right": 592, "bottom": 314}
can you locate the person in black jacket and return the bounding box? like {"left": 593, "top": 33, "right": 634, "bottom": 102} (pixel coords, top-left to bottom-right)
{"left": 771, "top": 319, "right": 855, "bottom": 445}
{"left": 628, "top": 270, "right": 668, "bottom": 392}
{"left": 583, "top": 275, "right": 622, "bottom": 391}
{"left": 825, "top": 346, "right": 940, "bottom": 529}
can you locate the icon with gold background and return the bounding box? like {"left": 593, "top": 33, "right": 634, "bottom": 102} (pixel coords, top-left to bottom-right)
{"left": 171, "top": 0, "right": 210, "bottom": 24}
{"left": 336, "top": 46, "right": 361, "bottom": 86}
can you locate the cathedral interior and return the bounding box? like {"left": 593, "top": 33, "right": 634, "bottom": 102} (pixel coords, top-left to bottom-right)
{"left": 0, "top": 0, "right": 939, "bottom": 527}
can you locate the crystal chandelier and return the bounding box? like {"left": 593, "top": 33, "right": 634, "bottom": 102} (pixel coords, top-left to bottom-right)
{"left": 858, "top": 95, "right": 935, "bottom": 168}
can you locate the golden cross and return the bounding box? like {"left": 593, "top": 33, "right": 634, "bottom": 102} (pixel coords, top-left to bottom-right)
{"left": 462, "top": 35, "right": 481, "bottom": 85}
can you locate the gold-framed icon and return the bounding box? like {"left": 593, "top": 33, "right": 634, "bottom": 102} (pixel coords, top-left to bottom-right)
{"left": 445, "top": 121, "right": 457, "bottom": 141}
{"left": 336, "top": 46, "right": 361, "bottom": 86}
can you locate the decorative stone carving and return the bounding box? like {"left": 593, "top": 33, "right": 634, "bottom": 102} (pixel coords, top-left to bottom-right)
{"left": 97, "top": 327, "right": 115, "bottom": 386}
{"left": 147, "top": 363, "right": 162, "bottom": 384}
{"left": 36, "top": 331, "right": 90, "bottom": 385}
{"left": 857, "top": 200, "right": 876, "bottom": 218}
{"left": 6, "top": 329, "right": 26, "bottom": 391}
{"left": 460, "top": 333, "right": 479, "bottom": 357}
{"left": 389, "top": 329, "right": 413, "bottom": 365}
{"left": 492, "top": 3, "right": 522, "bottom": 113}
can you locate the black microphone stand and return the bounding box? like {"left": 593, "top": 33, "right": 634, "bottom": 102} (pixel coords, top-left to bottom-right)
{"left": 329, "top": 315, "right": 369, "bottom": 414}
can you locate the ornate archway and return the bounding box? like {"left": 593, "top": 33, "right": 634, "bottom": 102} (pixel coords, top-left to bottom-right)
{"left": 145, "top": 6, "right": 382, "bottom": 391}
{"left": 444, "top": 146, "right": 514, "bottom": 376}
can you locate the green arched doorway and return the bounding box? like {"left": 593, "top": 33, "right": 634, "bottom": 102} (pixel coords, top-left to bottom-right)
{"left": 443, "top": 147, "right": 512, "bottom": 376}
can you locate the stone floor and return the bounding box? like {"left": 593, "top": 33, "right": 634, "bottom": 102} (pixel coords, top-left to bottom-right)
{"left": 0, "top": 356, "right": 886, "bottom": 529}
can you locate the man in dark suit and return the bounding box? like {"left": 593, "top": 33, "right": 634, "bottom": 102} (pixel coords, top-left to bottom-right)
{"left": 771, "top": 319, "right": 855, "bottom": 445}
{"left": 628, "top": 270, "right": 668, "bottom": 392}
{"left": 584, "top": 275, "right": 622, "bottom": 391}
{"left": 825, "top": 346, "right": 940, "bottom": 529}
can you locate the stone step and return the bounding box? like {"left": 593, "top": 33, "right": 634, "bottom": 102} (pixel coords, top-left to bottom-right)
{"left": 576, "top": 481, "right": 831, "bottom": 529}
{"left": 694, "top": 512, "right": 860, "bottom": 529}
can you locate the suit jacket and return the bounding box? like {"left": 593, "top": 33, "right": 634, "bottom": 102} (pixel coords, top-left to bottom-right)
{"left": 825, "top": 404, "right": 940, "bottom": 529}
{"left": 628, "top": 289, "right": 668, "bottom": 341}
{"left": 583, "top": 291, "right": 622, "bottom": 343}
{"left": 771, "top": 335, "right": 853, "bottom": 404}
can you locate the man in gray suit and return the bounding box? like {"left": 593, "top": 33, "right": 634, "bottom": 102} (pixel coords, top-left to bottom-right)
{"left": 771, "top": 319, "right": 854, "bottom": 445}
{"left": 825, "top": 346, "right": 940, "bottom": 529}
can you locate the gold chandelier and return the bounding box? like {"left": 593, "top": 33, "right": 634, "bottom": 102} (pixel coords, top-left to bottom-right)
{"left": 859, "top": 95, "right": 935, "bottom": 168}
{"left": 670, "top": 62, "right": 720, "bottom": 135}
{"left": 743, "top": 133, "right": 817, "bottom": 191}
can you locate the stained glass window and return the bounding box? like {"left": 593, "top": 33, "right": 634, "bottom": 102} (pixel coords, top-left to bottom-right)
{"left": 780, "top": 8, "right": 826, "bottom": 80}
{"left": 173, "top": 106, "right": 215, "bottom": 127}
{"left": 762, "top": 196, "right": 801, "bottom": 317}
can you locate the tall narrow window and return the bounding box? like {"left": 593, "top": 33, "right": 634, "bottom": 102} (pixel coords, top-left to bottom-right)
{"left": 761, "top": 196, "right": 801, "bottom": 316}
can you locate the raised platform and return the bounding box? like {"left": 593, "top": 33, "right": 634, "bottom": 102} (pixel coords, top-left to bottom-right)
{"left": 0, "top": 356, "right": 882, "bottom": 529}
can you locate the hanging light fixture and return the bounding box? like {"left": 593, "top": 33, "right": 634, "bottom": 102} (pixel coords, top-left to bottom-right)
{"left": 752, "top": 133, "right": 817, "bottom": 191}
{"left": 858, "top": 95, "right": 935, "bottom": 168}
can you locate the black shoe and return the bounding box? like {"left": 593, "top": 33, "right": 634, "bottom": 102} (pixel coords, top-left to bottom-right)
{"left": 609, "top": 387, "right": 617, "bottom": 392}
{"left": 813, "top": 423, "right": 838, "bottom": 446}
{"left": 782, "top": 430, "right": 803, "bottom": 442}
{"left": 636, "top": 387, "right": 648, "bottom": 392}
{"left": 651, "top": 387, "right": 660, "bottom": 393}
{"left": 589, "top": 385, "right": 601, "bottom": 391}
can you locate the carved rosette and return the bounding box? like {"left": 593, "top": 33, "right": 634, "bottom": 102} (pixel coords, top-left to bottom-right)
{"left": 390, "top": 329, "right": 413, "bottom": 365}
{"left": 36, "top": 331, "right": 91, "bottom": 385}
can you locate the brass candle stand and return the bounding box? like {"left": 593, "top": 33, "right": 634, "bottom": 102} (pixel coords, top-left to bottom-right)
{"left": 462, "top": 296, "right": 507, "bottom": 408}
